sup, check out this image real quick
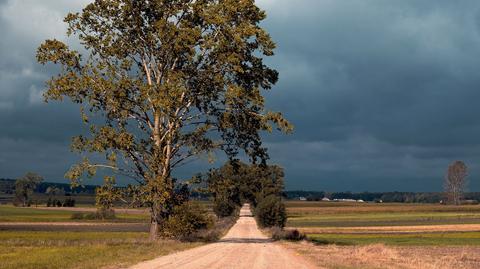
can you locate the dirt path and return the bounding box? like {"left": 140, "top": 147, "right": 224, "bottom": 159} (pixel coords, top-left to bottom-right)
{"left": 130, "top": 204, "right": 317, "bottom": 269}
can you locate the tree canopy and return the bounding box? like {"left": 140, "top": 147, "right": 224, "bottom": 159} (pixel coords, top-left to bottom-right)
{"left": 15, "top": 172, "right": 43, "bottom": 207}
{"left": 37, "top": 0, "right": 291, "bottom": 239}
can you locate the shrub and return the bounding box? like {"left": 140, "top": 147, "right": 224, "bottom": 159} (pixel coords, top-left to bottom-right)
{"left": 254, "top": 195, "right": 287, "bottom": 228}
{"left": 70, "top": 208, "right": 115, "bottom": 220}
{"left": 161, "top": 202, "right": 213, "bottom": 239}
{"left": 63, "top": 198, "right": 76, "bottom": 207}
{"left": 95, "top": 208, "right": 116, "bottom": 219}
{"left": 193, "top": 213, "right": 239, "bottom": 242}
{"left": 213, "top": 199, "right": 237, "bottom": 217}
{"left": 70, "top": 212, "right": 84, "bottom": 220}
{"left": 270, "top": 227, "right": 306, "bottom": 241}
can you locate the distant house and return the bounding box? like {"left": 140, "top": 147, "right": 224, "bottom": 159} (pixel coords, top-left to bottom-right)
{"left": 321, "top": 197, "right": 330, "bottom": 202}
{"left": 298, "top": 197, "right": 307, "bottom": 201}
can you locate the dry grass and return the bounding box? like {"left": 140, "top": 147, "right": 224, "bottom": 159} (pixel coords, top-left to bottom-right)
{"left": 285, "top": 241, "right": 480, "bottom": 269}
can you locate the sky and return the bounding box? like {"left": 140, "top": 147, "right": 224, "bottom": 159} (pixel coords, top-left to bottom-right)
{"left": 1, "top": 0, "right": 480, "bottom": 192}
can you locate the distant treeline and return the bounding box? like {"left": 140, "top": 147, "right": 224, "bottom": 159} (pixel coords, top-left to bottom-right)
{"left": 5, "top": 178, "right": 480, "bottom": 203}
{"left": 0, "top": 178, "right": 208, "bottom": 199}
{"left": 284, "top": 190, "right": 480, "bottom": 203}
{"left": 0, "top": 178, "right": 97, "bottom": 195}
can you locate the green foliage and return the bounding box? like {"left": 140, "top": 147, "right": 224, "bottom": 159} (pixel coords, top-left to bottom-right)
{"left": 37, "top": 0, "right": 290, "bottom": 238}
{"left": 95, "top": 176, "right": 121, "bottom": 210}
{"left": 160, "top": 202, "right": 213, "bottom": 239}
{"left": 47, "top": 198, "right": 75, "bottom": 207}
{"left": 14, "top": 172, "right": 43, "bottom": 207}
{"left": 207, "top": 160, "right": 285, "bottom": 218}
{"left": 254, "top": 195, "right": 287, "bottom": 228}
{"left": 213, "top": 199, "right": 237, "bottom": 218}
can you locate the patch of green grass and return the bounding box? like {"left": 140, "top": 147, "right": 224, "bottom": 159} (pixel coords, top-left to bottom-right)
{"left": 0, "top": 206, "right": 73, "bottom": 222}
{"left": 309, "top": 232, "right": 480, "bottom": 246}
{"left": 287, "top": 212, "right": 480, "bottom": 227}
{"left": 0, "top": 231, "right": 201, "bottom": 269}
{"left": 0, "top": 206, "right": 148, "bottom": 222}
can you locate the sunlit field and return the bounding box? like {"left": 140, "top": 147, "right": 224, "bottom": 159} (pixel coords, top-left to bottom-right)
{"left": 285, "top": 201, "right": 480, "bottom": 246}
{"left": 0, "top": 231, "right": 201, "bottom": 269}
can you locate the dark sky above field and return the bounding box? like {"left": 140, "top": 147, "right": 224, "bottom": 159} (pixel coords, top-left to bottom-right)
{"left": 1, "top": 0, "right": 480, "bottom": 191}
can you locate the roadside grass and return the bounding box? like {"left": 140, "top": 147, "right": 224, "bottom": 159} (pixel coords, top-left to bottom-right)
{"left": 0, "top": 206, "right": 148, "bottom": 222}
{"left": 0, "top": 231, "right": 202, "bottom": 269}
{"left": 309, "top": 232, "right": 480, "bottom": 246}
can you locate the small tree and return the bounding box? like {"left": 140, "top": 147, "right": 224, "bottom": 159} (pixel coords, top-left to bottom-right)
{"left": 15, "top": 173, "right": 43, "bottom": 207}
{"left": 445, "top": 161, "right": 468, "bottom": 205}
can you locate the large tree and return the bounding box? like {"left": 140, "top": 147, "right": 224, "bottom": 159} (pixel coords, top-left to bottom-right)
{"left": 37, "top": 0, "right": 291, "bottom": 239}
{"left": 445, "top": 160, "right": 468, "bottom": 205}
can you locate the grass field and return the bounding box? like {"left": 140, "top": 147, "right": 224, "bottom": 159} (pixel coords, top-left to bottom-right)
{"left": 0, "top": 231, "right": 201, "bottom": 269}
{"left": 308, "top": 232, "right": 480, "bottom": 246}
{"left": 286, "top": 201, "right": 480, "bottom": 227}
{"left": 0, "top": 205, "right": 149, "bottom": 222}
{"left": 285, "top": 201, "right": 480, "bottom": 246}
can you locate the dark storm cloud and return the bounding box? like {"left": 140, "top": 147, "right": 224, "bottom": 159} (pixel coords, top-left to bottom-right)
{"left": 2, "top": 0, "right": 480, "bottom": 191}
{"left": 257, "top": 0, "right": 480, "bottom": 190}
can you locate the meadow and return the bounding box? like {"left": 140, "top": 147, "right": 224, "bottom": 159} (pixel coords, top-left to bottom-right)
{"left": 0, "top": 202, "right": 220, "bottom": 269}
{"left": 0, "top": 205, "right": 149, "bottom": 223}
{"left": 0, "top": 231, "right": 201, "bottom": 269}
{"left": 285, "top": 201, "right": 480, "bottom": 246}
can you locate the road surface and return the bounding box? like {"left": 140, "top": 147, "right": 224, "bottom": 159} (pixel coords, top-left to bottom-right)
{"left": 130, "top": 204, "right": 317, "bottom": 269}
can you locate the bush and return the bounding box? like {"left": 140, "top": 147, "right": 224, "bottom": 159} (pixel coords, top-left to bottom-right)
{"left": 70, "top": 212, "right": 85, "bottom": 220}
{"left": 213, "top": 199, "right": 237, "bottom": 217}
{"left": 70, "top": 208, "right": 115, "bottom": 220}
{"left": 161, "top": 202, "right": 213, "bottom": 239}
{"left": 63, "top": 198, "right": 76, "bottom": 207}
{"left": 270, "top": 227, "right": 306, "bottom": 241}
{"left": 254, "top": 195, "right": 287, "bottom": 228}
{"left": 95, "top": 208, "right": 116, "bottom": 219}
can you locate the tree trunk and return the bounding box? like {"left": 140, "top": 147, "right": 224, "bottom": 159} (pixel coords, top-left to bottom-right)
{"left": 149, "top": 219, "right": 159, "bottom": 241}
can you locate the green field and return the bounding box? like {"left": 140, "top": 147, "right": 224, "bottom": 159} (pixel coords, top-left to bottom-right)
{"left": 0, "top": 231, "right": 201, "bottom": 269}
{"left": 285, "top": 201, "right": 480, "bottom": 246}
{"left": 0, "top": 205, "right": 149, "bottom": 222}
{"left": 309, "top": 232, "right": 480, "bottom": 246}
{"left": 286, "top": 201, "right": 480, "bottom": 227}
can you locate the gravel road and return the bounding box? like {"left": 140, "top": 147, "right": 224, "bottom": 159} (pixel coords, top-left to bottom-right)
{"left": 130, "top": 204, "right": 317, "bottom": 269}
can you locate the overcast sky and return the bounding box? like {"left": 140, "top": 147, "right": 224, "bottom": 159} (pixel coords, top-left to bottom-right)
{"left": 1, "top": 0, "right": 480, "bottom": 191}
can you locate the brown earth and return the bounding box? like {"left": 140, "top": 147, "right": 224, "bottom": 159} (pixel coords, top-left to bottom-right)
{"left": 129, "top": 204, "right": 318, "bottom": 269}
{"left": 295, "top": 224, "right": 480, "bottom": 234}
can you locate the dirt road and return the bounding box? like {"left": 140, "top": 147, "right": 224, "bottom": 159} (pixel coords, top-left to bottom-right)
{"left": 130, "top": 204, "right": 317, "bottom": 269}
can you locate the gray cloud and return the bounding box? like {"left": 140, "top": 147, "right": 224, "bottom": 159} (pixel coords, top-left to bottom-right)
{"left": 2, "top": 1, "right": 480, "bottom": 191}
